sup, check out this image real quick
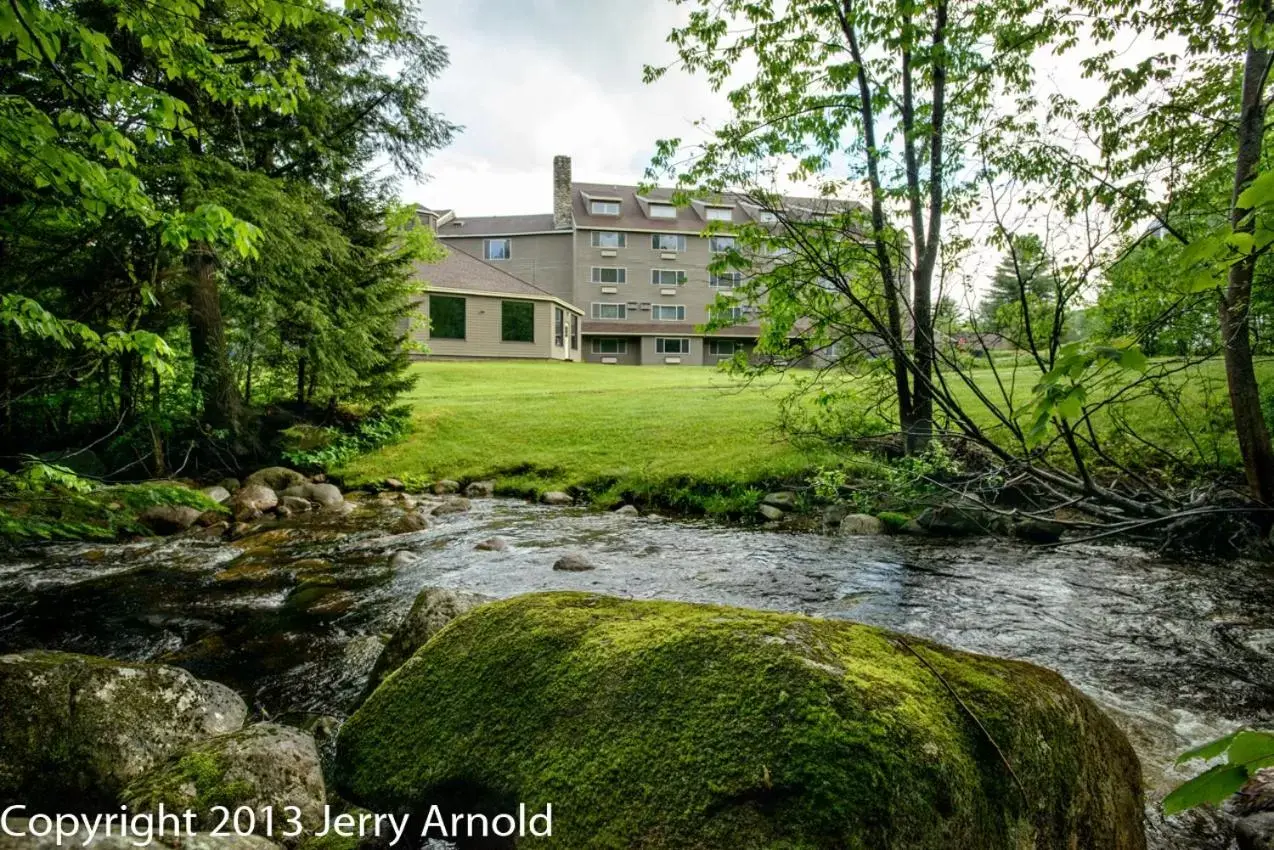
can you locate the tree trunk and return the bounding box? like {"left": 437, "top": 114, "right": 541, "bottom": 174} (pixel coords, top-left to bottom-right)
{"left": 186, "top": 242, "right": 243, "bottom": 434}
{"left": 296, "top": 357, "right": 307, "bottom": 406}
{"left": 1221, "top": 35, "right": 1274, "bottom": 506}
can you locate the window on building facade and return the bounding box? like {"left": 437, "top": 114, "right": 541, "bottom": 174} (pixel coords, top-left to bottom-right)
{"left": 710, "top": 271, "right": 743, "bottom": 289}
{"left": 554, "top": 307, "right": 565, "bottom": 347}
{"left": 757, "top": 210, "right": 778, "bottom": 223}
{"left": 714, "top": 305, "right": 749, "bottom": 322}
{"left": 571, "top": 314, "right": 579, "bottom": 350}
{"left": 652, "top": 304, "right": 686, "bottom": 321}
{"left": 651, "top": 234, "right": 686, "bottom": 252}
{"left": 705, "top": 206, "right": 734, "bottom": 222}
{"left": 590, "top": 231, "right": 626, "bottom": 248}
{"left": 649, "top": 203, "right": 677, "bottom": 219}
{"left": 483, "top": 238, "right": 511, "bottom": 260}
{"left": 500, "top": 300, "right": 535, "bottom": 342}
{"left": 592, "top": 338, "right": 627, "bottom": 354}
{"left": 591, "top": 303, "right": 627, "bottom": 320}
{"left": 429, "top": 295, "right": 465, "bottom": 339}
{"left": 710, "top": 236, "right": 736, "bottom": 253}
{"left": 708, "top": 339, "right": 741, "bottom": 355}
{"left": 650, "top": 269, "right": 687, "bottom": 286}
{"left": 590, "top": 200, "right": 620, "bottom": 215}
{"left": 656, "top": 337, "right": 690, "bottom": 354}
{"left": 590, "top": 267, "right": 626, "bottom": 284}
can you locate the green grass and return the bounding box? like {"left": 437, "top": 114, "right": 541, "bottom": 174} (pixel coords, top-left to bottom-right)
{"left": 338, "top": 361, "right": 837, "bottom": 515}
{"left": 338, "top": 357, "right": 1272, "bottom": 517}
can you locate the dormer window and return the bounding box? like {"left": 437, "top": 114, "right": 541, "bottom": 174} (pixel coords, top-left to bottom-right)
{"left": 590, "top": 200, "right": 621, "bottom": 216}
{"left": 757, "top": 210, "right": 778, "bottom": 223}
{"left": 705, "top": 206, "right": 734, "bottom": 222}
{"left": 649, "top": 203, "right": 677, "bottom": 219}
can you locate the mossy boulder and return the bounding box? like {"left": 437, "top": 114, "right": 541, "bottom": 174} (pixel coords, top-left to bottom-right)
{"left": 336, "top": 592, "right": 1144, "bottom": 850}
{"left": 0, "top": 651, "right": 247, "bottom": 809}
{"left": 362, "top": 586, "right": 491, "bottom": 698}
{"left": 123, "top": 723, "right": 325, "bottom": 842}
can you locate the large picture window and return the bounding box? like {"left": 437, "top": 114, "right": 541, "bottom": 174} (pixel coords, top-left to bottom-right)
{"left": 652, "top": 304, "right": 686, "bottom": 321}
{"left": 651, "top": 234, "right": 686, "bottom": 252}
{"left": 429, "top": 295, "right": 466, "bottom": 339}
{"left": 592, "top": 338, "right": 627, "bottom": 354}
{"left": 501, "top": 300, "right": 535, "bottom": 342}
{"left": 590, "top": 231, "right": 627, "bottom": 248}
{"left": 591, "top": 303, "right": 627, "bottom": 320}
{"left": 590, "top": 267, "right": 627, "bottom": 284}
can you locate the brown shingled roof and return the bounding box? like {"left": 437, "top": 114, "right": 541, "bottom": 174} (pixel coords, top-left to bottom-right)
{"left": 572, "top": 182, "right": 865, "bottom": 234}
{"left": 415, "top": 247, "right": 580, "bottom": 312}
{"left": 436, "top": 213, "right": 560, "bottom": 237}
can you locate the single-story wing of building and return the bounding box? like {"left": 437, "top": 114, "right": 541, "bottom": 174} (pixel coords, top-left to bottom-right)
{"left": 407, "top": 245, "right": 584, "bottom": 362}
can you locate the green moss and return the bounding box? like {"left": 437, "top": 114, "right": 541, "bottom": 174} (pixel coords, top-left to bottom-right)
{"left": 336, "top": 592, "right": 1144, "bottom": 850}
{"left": 0, "top": 483, "right": 224, "bottom": 544}
{"left": 124, "top": 749, "right": 254, "bottom": 815}
{"left": 876, "top": 511, "right": 912, "bottom": 532}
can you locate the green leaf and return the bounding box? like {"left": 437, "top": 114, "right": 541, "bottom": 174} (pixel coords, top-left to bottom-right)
{"left": 1162, "top": 764, "right": 1249, "bottom": 816}
{"left": 1176, "top": 728, "right": 1245, "bottom": 765}
{"left": 1237, "top": 171, "right": 1274, "bottom": 210}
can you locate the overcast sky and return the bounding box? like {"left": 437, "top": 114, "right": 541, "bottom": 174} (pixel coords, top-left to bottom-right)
{"left": 401, "top": 0, "right": 722, "bottom": 215}
{"left": 400, "top": 2, "right": 1139, "bottom": 301}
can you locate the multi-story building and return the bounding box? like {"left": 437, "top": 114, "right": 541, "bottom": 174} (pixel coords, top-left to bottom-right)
{"left": 424, "top": 155, "right": 854, "bottom": 365}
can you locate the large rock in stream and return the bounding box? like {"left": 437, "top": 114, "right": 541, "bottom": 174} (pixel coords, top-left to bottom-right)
{"left": 362, "top": 586, "right": 491, "bottom": 697}
{"left": 123, "top": 723, "right": 325, "bottom": 840}
{"left": 0, "top": 650, "right": 247, "bottom": 809}
{"left": 335, "top": 592, "right": 1145, "bottom": 850}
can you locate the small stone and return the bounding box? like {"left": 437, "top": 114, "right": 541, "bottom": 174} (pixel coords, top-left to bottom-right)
{"left": 465, "top": 480, "right": 495, "bottom": 498}
{"left": 758, "top": 504, "right": 785, "bottom": 521}
{"left": 243, "top": 467, "right": 307, "bottom": 492}
{"left": 432, "top": 496, "right": 471, "bottom": 516}
{"left": 613, "top": 504, "right": 640, "bottom": 516}
{"left": 433, "top": 479, "right": 460, "bottom": 495}
{"left": 553, "top": 553, "right": 595, "bottom": 572}
{"left": 541, "top": 491, "right": 573, "bottom": 506}
{"left": 279, "top": 495, "right": 311, "bottom": 513}
{"left": 138, "top": 505, "right": 202, "bottom": 535}
{"left": 195, "top": 510, "right": 224, "bottom": 527}
{"left": 393, "top": 509, "right": 430, "bottom": 534}
{"left": 229, "top": 484, "right": 277, "bottom": 520}
{"left": 389, "top": 551, "right": 415, "bottom": 569}
{"left": 200, "top": 485, "right": 231, "bottom": 504}
{"left": 475, "top": 536, "right": 508, "bottom": 551}
{"left": 761, "top": 491, "right": 799, "bottom": 510}
{"left": 838, "top": 514, "right": 886, "bottom": 535}
{"left": 384, "top": 478, "right": 406, "bottom": 491}
{"left": 217, "top": 478, "right": 241, "bottom": 493}
{"left": 276, "top": 505, "right": 292, "bottom": 519}
{"left": 311, "top": 473, "right": 327, "bottom": 483}
{"left": 280, "top": 482, "right": 343, "bottom": 508}
{"left": 192, "top": 522, "right": 230, "bottom": 540}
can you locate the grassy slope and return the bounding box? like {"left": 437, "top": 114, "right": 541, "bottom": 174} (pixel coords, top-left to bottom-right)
{"left": 340, "top": 357, "right": 1270, "bottom": 512}
{"left": 339, "top": 361, "right": 837, "bottom": 505}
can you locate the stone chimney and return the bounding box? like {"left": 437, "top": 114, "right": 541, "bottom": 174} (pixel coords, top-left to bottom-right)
{"left": 553, "top": 155, "right": 573, "bottom": 230}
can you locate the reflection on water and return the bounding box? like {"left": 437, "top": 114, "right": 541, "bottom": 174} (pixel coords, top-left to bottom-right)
{"left": 1, "top": 497, "right": 1271, "bottom": 844}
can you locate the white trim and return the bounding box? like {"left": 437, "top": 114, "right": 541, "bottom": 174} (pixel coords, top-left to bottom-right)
{"left": 482, "top": 238, "right": 511, "bottom": 261}
{"left": 651, "top": 304, "right": 686, "bottom": 321}
{"left": 589, "top": 230, "right": 627, "bottom": 248}
{"left": 438, "top": 230, "right": 566, "bottom": 238}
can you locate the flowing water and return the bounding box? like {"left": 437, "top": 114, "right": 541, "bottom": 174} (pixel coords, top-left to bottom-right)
{"left": 1, "top": 494, "right": 1271, "bottom": 845}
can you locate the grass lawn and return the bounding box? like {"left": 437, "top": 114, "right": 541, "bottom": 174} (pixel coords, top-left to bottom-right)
{"left": 339, "top": 361, "right": 839, "bottom": 512}
{"left": 339, "top": 356, "right": 1269, "bottom": 515}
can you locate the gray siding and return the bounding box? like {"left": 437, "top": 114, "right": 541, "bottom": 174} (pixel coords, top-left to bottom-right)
{"left": 445, "top": 233, "right": 574, "bottom": 302}
{"left": 410, "top": 293, "right": 580, "bottom": 361}
{"left": 639, "top": 335, "right": 701, "bottom": 366}
{"left": 583, "top": 335, "right": 641, "bottom": 365}
{"left": 573, "top": 228, "right": 732, "bottom": 330}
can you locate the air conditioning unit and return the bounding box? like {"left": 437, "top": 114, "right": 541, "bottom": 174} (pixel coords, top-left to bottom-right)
{"left": 601, "top": 357, "right": 618, "bottom": 364}
{"left": 626, "top": 301, "right": 639, "bottom": 308}
{"left": 660, "top": 251, "right": 678, "bottom": 260}
{"left": 639, "top": 302, "right": 651, "bottom": 310}
{"left": 600, "top": 249, "right": 618, "bottom": 258}
{"left": 660, "top": 288, "right": 677, "bottom": 296}
{"left": 663, "top": 357, "right": 682, "bottom": 364}
{"left": 601, "top": 286, "right": 618, "bottom": 294}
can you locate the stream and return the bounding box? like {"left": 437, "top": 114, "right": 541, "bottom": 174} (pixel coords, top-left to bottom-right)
{"left": 1, "top": 494, "right": 1272, "bottom": 846}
